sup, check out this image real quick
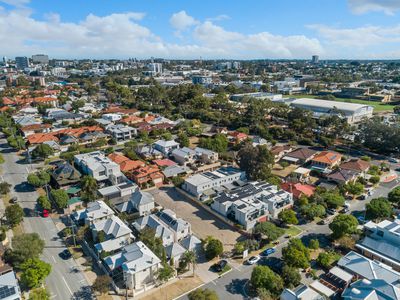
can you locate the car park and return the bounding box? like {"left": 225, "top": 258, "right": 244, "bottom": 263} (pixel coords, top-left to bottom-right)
{"left": 247, "top": 256, "right": 260, "bottom": 265}
{"left": 212, "top": 260, "right": 227, "bottom": 272}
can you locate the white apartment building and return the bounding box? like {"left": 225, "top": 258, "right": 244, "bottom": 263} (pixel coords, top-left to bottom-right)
{"left": 74, "top": 151, "right": 124, "bottom": 185}
{"left": 106, "top": 124, "right": 137, "bottom": 142}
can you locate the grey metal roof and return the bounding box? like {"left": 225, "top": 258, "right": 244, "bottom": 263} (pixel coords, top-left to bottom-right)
{"left": 342, "top": 279, "right": 400, "bottom": 300}
{"left": 165, "top": 242, "right": 186, "bottom": 259}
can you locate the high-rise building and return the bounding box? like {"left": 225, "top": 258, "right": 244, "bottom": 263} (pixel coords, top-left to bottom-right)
{"left": 311, "top": 55, "right": 319, "bottom": 64}
{"left": 2, "top": 56, "right": 8, "bottom": 67}
{"left": 147, "top": 62, "right": 162, "bottom": 74}
{"left": 32, "top": 54, "right": 49, "bottom": 64}
{"left": 15, "top": 56, "right": 30, "bottom": 69}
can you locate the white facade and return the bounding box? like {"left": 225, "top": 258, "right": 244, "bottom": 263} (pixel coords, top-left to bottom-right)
{"left": 153, "top": 140, "right": 180, "bottom": 156}
{"left": 106, "top": 124, "right": 137, "bottom": 142}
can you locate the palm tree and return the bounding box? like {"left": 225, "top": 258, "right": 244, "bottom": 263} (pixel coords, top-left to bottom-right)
{"left": 80, "top": 175, "right": 98, "bottom": 202}
{"left": 183, "top": 251, "right": 197, "bottom": 277}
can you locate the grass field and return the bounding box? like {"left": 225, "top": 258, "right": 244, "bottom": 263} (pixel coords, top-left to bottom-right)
{"left": 289, "top": 94, "right": 395, "bottom": 112}
{"left": 285, "top": 225, "right": 302, "bottom": 237}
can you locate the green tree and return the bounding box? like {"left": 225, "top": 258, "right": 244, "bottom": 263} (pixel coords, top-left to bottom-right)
{"left": 188, "top": 288, "right": 219, "bottom": 300}
{"left": 253, "top": 222, "right": 284, "bottom": 241}
{"left": 366, "top": 197, "right": 393, "bottom": 221}
{"left": 20, "top": 258, "right": 51, "bottom": 289}
{"left": 50, "top": 189, "right": 69, "bottom": 209}
{"left": 278, "top": 209, "right": 298, "bottom": 225}
{"left": 71, "top": 99, "right": 85, "bottom": 112}
{"left": 92, "top": 275, "right": 111, "bottom": 294}
{"left": 182, "top": 250, "right": 197, "bottom": 276}
{"left": 29, "top": 288, "right": 50, "bottom": 300}
{"left": 27, "top": 171, "right": 50, "bottom": 188}
{"left": 308, "top": 239, "right": 320, "bottom": 250}
{"left": 317, "top": 251, "right": 341, "bottom": 269}
{"left": 5, "top": 204, "right": 24, "bottom": 227}
{"left": 31, "top": 144, "right": 54, "bottom": 159}
{"left": 80, "top": 175, "right": 98, "bottom": 202}
{"left": 7, "top": 135, "right": 25, "bottom": 150}
{"left": 139, "top": 227, "right": 165, "bottom": 260}
{"left": 329, "top": 214, "right": 359, "bottom": 239}
{"left": 388, "top": 187, "right": 400, "bottom": 205}
{"left": 0, "top": 182, "right": 11, "bottom": 195}
{"left": 369, "top": 176, "right": 380, "bottom": 185}
{"left": 281, "top": 265, "right": 301, "bottom": 288}
{"left": 177, "top": 132, "right": 190, "bottom": 147}
{"left": 282, "top": 238, "right": 310, "bottom": 269}
{"left": 238, "top": 143, "right": 274, "bottom": 181}
{"left": 250, "top": 265, "right": 284, "bottom": 296}
{"left": 300, "top": 204, "right": 326, "bottom": 221}
{"left": 345, "top": 182, "right": 364, "bottom": 198}
{"left": 157, "top": 262, "right": 174, "bottom": 283}
{"left": 204, "top": 236, "right": 224, "bottom": 260}
{"left": 321, "top": 191, "right": 345, "bottom": 209}
{"left": 37, "top": 195, "right": 51, "bottom": 210}
{"left": 5, "top": 233, "right": 45, "bottom": 267}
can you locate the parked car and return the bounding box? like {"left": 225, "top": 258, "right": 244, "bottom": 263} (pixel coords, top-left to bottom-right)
{"left": 357, "top": 216, "right": 366, "bottom": 224}
{"left": 42, "top": 209, "right": 49, "bottom": 218}
{"left": 357, "top": 195, "right": 366, "bottom": 200}
{"left": 9, "top": 197, "right": 17, "bottom": 204}
{"left": 261, "top": 248, "right": 276, "bottom": 257}
{"left": 326, "top": 208, "right": 336, "bottom": 215}
{"left": 389, "top": 157, "right": 399, "bottom": 163}
{"left": 212, "top": 260, "right": 227, "bottom": 272}
{"left": 59, "top": 249, "right": 72, "bottom": 260}
{"left": 318, "top": 219, "right": 328, "bottom": 225}
{"left": 341, "top": 207, "right": 349, "bottom": 213}
{"left": 247, "top": 256, "right": 260, "bottom": 265}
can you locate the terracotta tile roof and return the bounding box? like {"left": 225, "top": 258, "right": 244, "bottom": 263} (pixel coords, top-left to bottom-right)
{"left": 153, "top": 159, "right": 177, "bottom": 167}
{"left": 120, "top": 160, "right": 145, "bottom": 172}
{"left": 2, "top": 97, "right": 14, "bottom": 105}
{"left": 108, "top": 153, "right": 130, "bottom": 164}
{"left": 121, "top": 115, "right": 144, "bottom": 124}
{"left": 27, "top": 133, "right": 59, "bottom": 144}
{"left": 229, "top": 131, "right": 248, "bottom": 140}
{"left": 340, "top": 159, "right": 370, "bottom": 172}
{"left": 32, "top": 97, "right": 57, "bottom": 104}
{"left": 281, "top": 182, "right": 315, "bottom": 198}
{"left": 21, "top": 123, "right": 51, "bottom": 132}
{"left": 312, "top": 151, "right": 342, "bottom": 165}
{"left": 286, "top": 148, "right": 318, "bottom": 160}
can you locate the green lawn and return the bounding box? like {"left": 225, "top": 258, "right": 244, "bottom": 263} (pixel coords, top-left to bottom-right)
{"left": 218, "top": 265, "right": 232, "bottom": 276}
{"left": 285, "top": 226, "right": 302, "bottom": 237}
{"left": 289, "top": 94, "right": 395, "bottom": 112}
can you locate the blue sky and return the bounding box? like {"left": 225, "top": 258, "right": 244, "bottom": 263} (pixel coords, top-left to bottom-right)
{"left": 1, "top": 0, "right": 400, "bottom": 59}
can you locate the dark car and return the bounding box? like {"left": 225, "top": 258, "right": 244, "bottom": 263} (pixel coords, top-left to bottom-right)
{"left": 326, "top": 208, "right": 336, "bottom": 215}
{"left": 357, "top": 195, "right": 366, "bottom": 200}
{"left": 212, "top": 260, "right": 227, "bottom": 272}
{"left": 59, "top": 249, "right": 72, "bottom": 260}
{"left": 9, "top": 197, "right": 17, "bottom": 204}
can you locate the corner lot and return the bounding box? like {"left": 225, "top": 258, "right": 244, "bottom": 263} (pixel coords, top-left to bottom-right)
{"left": 149, "top": 187, "right": 241, "bottom": 250}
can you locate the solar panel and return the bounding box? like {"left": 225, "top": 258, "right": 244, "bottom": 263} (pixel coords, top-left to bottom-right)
{"left": 0, "top": 286, "right": 16, "bottom": 299}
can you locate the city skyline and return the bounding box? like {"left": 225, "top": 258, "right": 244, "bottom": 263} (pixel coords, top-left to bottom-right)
{"left": 1, "top": 0, "right": 400, "bottom": 60}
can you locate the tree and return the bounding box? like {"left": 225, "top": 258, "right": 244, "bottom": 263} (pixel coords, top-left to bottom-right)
{"left": 278, "top": 209, "right": 298, "bottom": 225}
{"left": 204, "top": 236, "right": 223, "bottom": 260}
{"left": 27, "top": 171, "right": 50, "bottom": 188}
{"left": 250, "top": 265, "right": 284, "bottom": 296}
{"left": 282, "top": 265, "right": 301, "bottom": 288}
{"left": 369, "top": 176, "right": 380, "bottom": 185}
{"left": 6, "top": 233, "right": 45, "bottom": 267}
{"left": 29, "top": 288, "right": 50, "bottom": 300}
{"left": 345, "top": 182, "right": 364, "bottom": 198}
{"left": 177, "top": 132, "right": 190, "bottom": 147}
{"left": 20, "top": 258, "right": 51, "bottom": 288}
{"left": 336, "top": 235, "right": 356, "bottom": 250}
{"left": 5, "top": 204, "right": 24, "bottom": 227}
{"left": 182, "top": 250, "right": 197, "bottom": 276}
{"left": 253, "top": 222, "right": 284, "bottom": 241}
{"left": 139, "top": 228, "right": 165, "bottom": 260}
{"left": 31, "top": 144, "right": 54, "bottom": 159}
{"left": 50, "top": 189, "right": 69, "bottom": 209}
{"left": 282, "top": 238, "right": 310, "bottom": 269}
{"left": 0, "top": 182, "right": 11, "bottom": 195}
{"left": 317, "top": 251, "right": 341, "bottom": 269}
{"left": 308, "top": 239, "right": 320, "bottom": 250}
{"left": 7, "top": 135, "right": 25, "bottom": 150}
{"left": 37, "top": 195, "right": 51, "bottom": 210}
{"left": 188, "top": 288, "right": 219, "bottom": 300}
{"left": 388, "top": 187, "right": 400, "bottom": 205}
{"left": 329, "top": 214, "right": 359, "bottom": 239}
{"left": 0, "top": 153, "right": 4, "bottom": 164}
{"left": 238, "top": 143, "right": 274, "bottom": 181}
{"left": 80, "top": 175, "right": 98, "bottom": 202}
{"left": 71, "top": 99, "right": 85, "bottom": 112}
{"left": 92, "top": 275, "right": 111, "bottom": 294}
{"left": 157, "top": 262, "right": 174, "bottom": 283}
{"left": 366, "top": 197, "right": 393, "bottom": 221}
{"left": 321, "top": 191, "right": 345, "bottom": 209}
{"left": 198, "top": 134, "right": 228, "bottom": 153}
{"left": 300, "top": 204, "right": 326, "bottom": 221}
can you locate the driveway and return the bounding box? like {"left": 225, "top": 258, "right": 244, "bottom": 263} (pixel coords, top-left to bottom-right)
{"left": 149, "top": 187, "right": 242, "bottom": 250}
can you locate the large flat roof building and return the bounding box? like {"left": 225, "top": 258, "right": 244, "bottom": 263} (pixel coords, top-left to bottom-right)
{"left": 288, "top": 98, "right": 373, "bottom": 124}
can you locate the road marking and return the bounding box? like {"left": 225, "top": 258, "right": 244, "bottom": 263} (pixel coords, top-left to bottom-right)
{"left": 62, "top": 276, "right": 73, "bottom": 295}
{"left": 51, "top": 256, "right": 56, "bottom": 263}
{"left": 210, "top": 280, "right": 217, "bottom": 285}
{"left": 49, "top": 294, "right": 57, "bottom": 299}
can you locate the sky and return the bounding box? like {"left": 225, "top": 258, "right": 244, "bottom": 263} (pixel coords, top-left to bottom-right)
{"left": 1, "top": 0, "right": 400, "bottom": 59}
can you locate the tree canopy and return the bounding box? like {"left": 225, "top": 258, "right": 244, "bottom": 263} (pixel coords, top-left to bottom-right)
{"left": 238, "top": 144, "right": 274, "bottom": 181}
{"left": 329, "top": 214, "right": 359, "bottom": 239}
{"left": 253, "top": 222, "right": 284, "bottom": 241}
{"left": 278, "top": 209, "right": 298, "bottom": 225}
{"left": 251, "top": 265, "right": 284, "bottom": 296}
{"left": 282, "top": 238, "right": 310, "bottom": 269}
{"left": 366, "top": 197, "right": 393, "bottom": 221}
{"left": 5, "top": 204, "right": 24, "bottom": 227}
{"left": 20, "top": 258, "right": 51, "bottom": 289}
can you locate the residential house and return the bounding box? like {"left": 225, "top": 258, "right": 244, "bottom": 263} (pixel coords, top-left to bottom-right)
{"left": 106, "top": 124, "right": 137, "bottom": 142}
{"left": 270, "top": 145, "right": 293, "bottom": 162}
{"left": 357, "top": 218, "right": 400, "bottom": 271}
{"left": 157, "top": 209, "right": 191, "bottom": 242}
{"left": 326, "top": 169, "right": 359, "bottom": 185}
{"left": 182, "top": 167, "right": 246, "bottom": 199}
{"left": 281, "top": 182, "right": 315, "bottom": 199}
{"left": 153, "top": 140, "right": 180, "bottom": 157}
{"left": 98, "top": 182, "right": 137, "bottom": 202}
{"left": 162, "top": 165, "right": 192, "bottom": 178}
{"left": 20, "top": 123, "right": 51, "bottom": 137}
{"left": 211, "top": 181, "right": 293, "bottom": 230}
{"left": 228, "top": 131, "right": 248, "bottom": 143}
{"left": 103, "top": 241, "right": 161, "bottom": 294}
{"left": 281, "top": 284, "right": 324, "bottom": 300}
{"left": 133, "top": 214, "right": 174, "bottom": 246}
{"left": 340, "top": 159, "right": 370, "bottom": 177}
{"left": 171, "top": 147, "right": 197, "bottom": 166}
{"left": 310, "top": 151, "right": 342, "bottom": 172}
{"left": 50, "top": 161, "right": 81, "bottom": 188}
{"left": 136, "top": 145, "right": 163, "bottom": 160}
{"left": 73, "top": 201, "right": 114, "bottom": 225}
{"left": 283, "top": 148, "right": 318, "bottom": 165}
{"left": 342, "top": 279, "right": 400, "bottom": 300}
{"left": 0, "top": 269, "right": 22, "bottom": 300}
{"left": 180, "top": 235, "right": 202, "bottom": 255}
{"left": 115, "top": 189, "right": 155, "bottom": 216}
{"left": 130, "top": 166, "right": 164, "bottom": 188}
{"left": 108, "top": 153, "right": 145, "bottom": 173}
{"left": 74, "top": 151, "right": 125, "bottom": 185}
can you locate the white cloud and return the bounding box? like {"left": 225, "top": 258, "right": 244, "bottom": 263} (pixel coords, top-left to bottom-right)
{"left": 348, "top": 0, "right": 400, "bottom": 15}
{"left": 308, "top": 24, "right": 400, "bottom": 47}
{"left": 0, "top": 7, "right": 323, "bottom": 59}
{"left": 207, "top": 14, "right": 230, "bottom": 22}
{"left": 169, "top": 10, "right": 198, "bottom": 31}
{"left": 0, "top": 0, "right": 30, "bottom": 7}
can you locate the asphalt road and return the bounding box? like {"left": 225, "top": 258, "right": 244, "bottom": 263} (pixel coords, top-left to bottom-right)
{"left": 0, "top": 139, "right": 92, "bottom": 300}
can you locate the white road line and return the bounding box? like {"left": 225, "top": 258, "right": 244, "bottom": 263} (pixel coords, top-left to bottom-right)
{"left": 49, "top": 294, "right": 57, "bottom": 299}
{"left": 51, "top": 256, "right": 56, "bottom": 263}
{"left": 62, "top": 276, "right": 73, "bottom": 295}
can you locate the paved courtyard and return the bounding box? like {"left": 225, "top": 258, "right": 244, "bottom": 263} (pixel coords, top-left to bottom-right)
{"left": 149, "top": 187, "right": 242, "bottom": 250}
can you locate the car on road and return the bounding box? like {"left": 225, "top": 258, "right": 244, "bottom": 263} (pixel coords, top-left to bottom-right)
{"left": 341, "top": 207, "right": 349, "bottom": 213}
{"left": 42, "top": 209, "right": 49, "bottom": 218}
{"left": 212, "top": 260, "right": 227, "bottom": 272}
{"left": 317, "top": 219, "right": 328, "bottom": 225}
{"left": 326, "top": 208, "right": 336, "bottom": 215}
{"left": 357, "top": 195, "right": 366, "bottom": 200}
{"left": 246, "top": 256, "right": 260, "bottom": 265}
{"left": 261, "top": 248, "right": 276, "bottom": 257}
{"left": 59, "top": 249, "right": 72, "bottom": 260}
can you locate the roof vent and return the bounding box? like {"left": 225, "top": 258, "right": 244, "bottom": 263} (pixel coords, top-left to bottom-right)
{"left": 351, "top": 288, "right": 361, "bottom": 295}
{"left": 362, "top": 279, "right": 371, "bottom": 285}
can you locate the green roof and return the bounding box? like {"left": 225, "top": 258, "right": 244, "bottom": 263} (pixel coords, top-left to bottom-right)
{"left": 66, "top": 187, "right": 81, "bottom": 194}
{"left": 68, "top": 197, "right": 82, "bottom": 205}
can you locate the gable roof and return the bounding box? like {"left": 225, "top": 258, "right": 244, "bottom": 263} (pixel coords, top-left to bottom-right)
{"left": 312, "top": 151, "right": 342, "bottom": 165}
{"left": 286, "top": 148, "right": 318, "bottom": 160}
{"left": 340, "top": 159, "right": 370, "bottom": 172}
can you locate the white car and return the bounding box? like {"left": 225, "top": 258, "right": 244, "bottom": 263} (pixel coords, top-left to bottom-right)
{"left": 247, "top": 256, "right": 260, "bottom": 265}
{"left": 389, "top": 157, "right": 399, "bottom": 163}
